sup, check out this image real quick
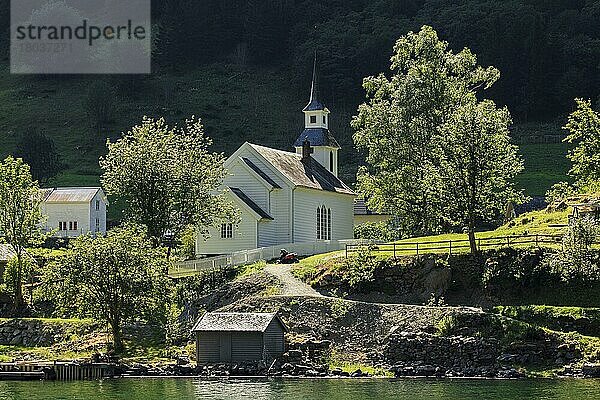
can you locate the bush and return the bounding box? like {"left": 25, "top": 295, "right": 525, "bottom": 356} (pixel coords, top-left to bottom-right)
{"left": 354, "top": 221, "right": 397, "bottom": 241}
{"left": 481, "top": 248, "right": 554, "bottom": 293}
{"left": 546, "top": 217, "right": 600, "bottom": 283}
{"left": 545, "top": 182, "right": 576, "bottom": 204}
{"left": 435, "top": 315, "right": 457, "bottom": 336}
{"left": 342, "top": 245, "right": 380, "bottom": 288}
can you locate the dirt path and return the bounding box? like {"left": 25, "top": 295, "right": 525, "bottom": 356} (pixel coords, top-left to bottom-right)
{"left": 264, "top": 264, "right": 322, "bottom": 297}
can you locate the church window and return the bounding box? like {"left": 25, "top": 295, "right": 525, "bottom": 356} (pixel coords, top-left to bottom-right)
{"left": 317, "top": 205, "right": 331, "bottom": 240}
{"left": 310, "top": 115, "right": 316, "bottom": 124}
{"left": 221, "top": 223, "right": 233, "bottom": 239}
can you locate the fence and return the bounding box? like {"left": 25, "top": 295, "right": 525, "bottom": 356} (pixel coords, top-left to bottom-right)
{"left": 345, "top": 234, "right": 566, "bottom": 258}
{"left": 170, "top": 239, "right": 368, "bottom": 278}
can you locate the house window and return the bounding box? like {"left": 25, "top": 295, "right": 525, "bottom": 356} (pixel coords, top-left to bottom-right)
{"left": 59, "top": 221, "right": 66, "bottom": 231}
{"left": 73, "top": 221, "right": 78, "bottom": 231}
{"left": 310, "top": 115, "right": 316, "bottom": 124}
{"left": 95, "top": 218, "right": 100, "bottom": 232}
{"left": 329, "top": 151, "right": 334, "bottom": 172}
{"left": 69, "top": 221, "right": 73, "bottom": 231}
{"left": 316, "top": 205, "right": 331, "bottom": 240}
{"left": 221, "top": 223, "right": 233, "bottom": 239}
{"left": 323, "top": 115, "right": 326, "bottom": 124}
{"left": 95, "top": 200, "right": 100, "bottom": 211}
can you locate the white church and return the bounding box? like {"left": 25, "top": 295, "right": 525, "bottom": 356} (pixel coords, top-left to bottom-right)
{"left": 196, "top": 66, "right": 356, "bottom": 256}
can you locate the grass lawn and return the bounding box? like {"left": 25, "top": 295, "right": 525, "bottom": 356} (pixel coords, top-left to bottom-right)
{"left": 516, "top": 142, "right": 572, "bottom": 196}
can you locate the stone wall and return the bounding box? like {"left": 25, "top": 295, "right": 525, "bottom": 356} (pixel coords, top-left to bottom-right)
{"left": 0, "top": 318, "right": 99, "bottom": 347}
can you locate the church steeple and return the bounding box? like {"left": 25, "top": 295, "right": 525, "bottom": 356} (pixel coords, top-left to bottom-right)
{"left": 304, "top": 53, "right": 326, "bottom": 114}
{"left": 294, "top": 53, "right": 341, "bottom": 177}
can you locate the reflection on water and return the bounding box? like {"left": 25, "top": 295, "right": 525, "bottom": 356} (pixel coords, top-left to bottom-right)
{"left": 1, "top": 378, "right": 600, "bottom": 400}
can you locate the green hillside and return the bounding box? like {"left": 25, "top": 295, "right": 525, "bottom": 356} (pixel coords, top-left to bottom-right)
{"left": 0, "top": 63, "right": 571, "bottom": 198}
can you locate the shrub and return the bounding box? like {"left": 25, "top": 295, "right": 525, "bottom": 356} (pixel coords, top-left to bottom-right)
{"left": 545, "top": 182, "right": 576, "bottom": 204}
{"left": 354, "top": 221, "right": 396, "bottom": 241}
{"left": 546, "top": 217, "right": 600, "bottom": 283}
{"left": 435, "top": 315, "right": 457, "bottom": 336}
{"left": 342, "top": 245, "right": 379, "bottom": 288}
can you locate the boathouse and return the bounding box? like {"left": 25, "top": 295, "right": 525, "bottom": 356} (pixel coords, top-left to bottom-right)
{"left": 193, "top": 312, "right": 287, "bottom": 363}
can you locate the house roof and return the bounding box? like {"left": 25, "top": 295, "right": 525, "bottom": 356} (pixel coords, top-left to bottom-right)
{"left": 293, "top": 128, "right": 340, "bottom": 148}
{"left": 192, "top": 312, "right": 287, "bottom": 332}
{"left": 229, "top": 187, "right": 274, "bottom": 220}
{"left": 248, "top": 143, "right": 354, "bottom": 196}
{"left": 0, "top": 244, "right": 16, "bottom": 263}
{"left": 354, "top": 198, "right": 390, "bottom": 216}
{"left": 42, "top": 187, "right": 103, "bottom": 203}
{"left": 241, "top": 157, "right": 282, "bottom": 189}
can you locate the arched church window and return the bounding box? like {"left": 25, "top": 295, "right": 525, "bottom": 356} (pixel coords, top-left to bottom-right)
{"left": 317, "top": 205, "right": 331, "bottom": 240}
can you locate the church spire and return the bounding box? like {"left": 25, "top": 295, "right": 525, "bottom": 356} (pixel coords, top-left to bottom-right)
{"left": 303, "top": 51, "right": 325, "bottom": 112}
{"left": 309, "top": 51, "right": 319, "bottom": 104}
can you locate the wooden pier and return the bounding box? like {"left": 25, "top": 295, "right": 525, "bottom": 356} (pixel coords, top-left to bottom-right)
{"left": 0, "top": 362, "right": 116, "bottom": 381}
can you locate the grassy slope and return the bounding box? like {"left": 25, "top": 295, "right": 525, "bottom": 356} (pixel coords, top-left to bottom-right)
{"left": 296, "top": 209, "right": 570, "bottom": 268}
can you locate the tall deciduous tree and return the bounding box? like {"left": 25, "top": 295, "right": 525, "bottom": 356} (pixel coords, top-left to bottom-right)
{"left": 15, "top": 129, "right": 63, "bottom": 185}
{"left": 352, "top": 26, "right": 499, "bottom": 236}
{"left": 100, "top": 117, "right": 235, "bottom": 245}
{"left": 0, "top": 156, "right": 44, "bottom": 310}
{"left": 564, "top": 98, "right": 600, "bottom": 190}
{"left": 44, "top": 225, "right": 170, "bottom": 352}
{"left": 440, "top": 100, "right": 526, "bottom": 253}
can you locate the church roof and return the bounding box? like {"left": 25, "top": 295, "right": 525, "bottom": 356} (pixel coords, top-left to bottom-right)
{"left": 241, "top": 157, "right": 282, "bottom": 189}
{"left": 248, "top": 143, "right": 354, "bottom": 195}
{"left": 303, "top": 99, "right": 326, "bottom": 112}
{"left": 294, "top": 128, "right": 340, "bottom": 148}
{"left": 0, "top": 244, "right": 16, "bottom": 263}
{"left": 229, "top": 187, "right": 273, "bottom": 220}
{"left": 354, "top": 198, "right": 391, "bottom": 216}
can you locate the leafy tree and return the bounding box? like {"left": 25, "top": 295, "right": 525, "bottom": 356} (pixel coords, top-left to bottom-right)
{"left": 0, "top": 156, "right": 45, "bottom": 310}
{"left": 546, "top": 216, "right": 600, "bottom": 283}
{"left": 100, "top": 117, "right": 236, "bottom": 245}
{"left": 14, "top": 129, "right": 63, "bottom": 185}
{"left": 352, "top": 26, "right": 499, "bottom": 237}
{"left": 564, "top": 99, "right": 600, "bottom": 189}
{"left": 85, "top": 80, "right": 116, "bottom": 133}
{"left": 440, "top": 100, "right": 526, "bottom": 253}
{"left": 44, "top": 225, "right": 170, "bottom": 352}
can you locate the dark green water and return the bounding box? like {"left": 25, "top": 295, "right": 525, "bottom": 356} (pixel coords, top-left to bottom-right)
{"left": 1, "top": 378, "right": 600, "bottom": 400}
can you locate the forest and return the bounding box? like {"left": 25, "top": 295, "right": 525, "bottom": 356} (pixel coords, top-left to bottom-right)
{"left": 0, "top": 0, "right": 597, "bottom": 196}
{"left": 149, "top": 0, "right": 600, "bottom": 122}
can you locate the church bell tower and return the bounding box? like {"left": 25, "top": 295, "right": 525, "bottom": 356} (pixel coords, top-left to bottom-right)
{"left": 294, "top": 55, "right": 341, "bottom": 177}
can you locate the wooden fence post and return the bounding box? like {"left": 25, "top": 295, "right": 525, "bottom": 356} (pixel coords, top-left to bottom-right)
{"left": 449, "top": 240, "right": 452, "bottom": 256}
{"left": 416, "top": 243, "right": 419, "bottom": 256}
{"left": 393, "top": 243, "right": 396, "bottom": 259}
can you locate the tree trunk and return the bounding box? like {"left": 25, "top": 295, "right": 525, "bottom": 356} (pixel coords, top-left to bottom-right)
{"left": 468, "top": 219, "right": 478, "bottom": 254}
{"left": 13, "top": 254, "right": 24, "bottom": 311}
{"left": 110, "top": 320, "right": 124, "bottom": 353}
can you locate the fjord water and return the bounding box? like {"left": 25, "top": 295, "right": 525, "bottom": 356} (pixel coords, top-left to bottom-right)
{"left": 2, "top": 378, "right": 600, "bottom": 400}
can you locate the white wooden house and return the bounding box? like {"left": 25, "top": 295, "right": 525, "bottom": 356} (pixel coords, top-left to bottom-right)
{"left": 197, "top": 66, "right": 356, "bottom": 255}
{"left": 41, "top": 187, "right": 108, "bottom": 238}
